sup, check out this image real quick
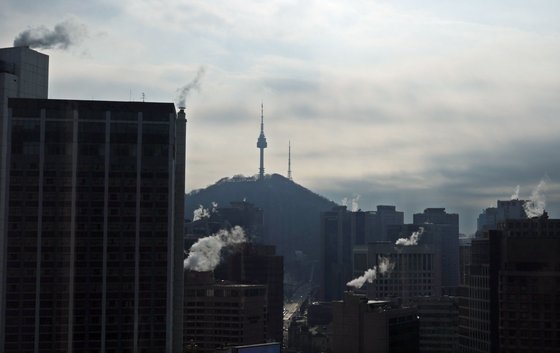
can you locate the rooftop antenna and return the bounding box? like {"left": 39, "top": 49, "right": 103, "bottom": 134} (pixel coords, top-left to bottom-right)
{"left": 142, "top": 92, "right": 145, "bottom": 102}
{"left": 288, "top": 141, "right": 292, "bottom": 180}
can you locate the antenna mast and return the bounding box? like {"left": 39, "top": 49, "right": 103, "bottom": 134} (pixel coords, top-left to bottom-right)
{"left": 288, "top": 141, "right": 292, "bottom": 180}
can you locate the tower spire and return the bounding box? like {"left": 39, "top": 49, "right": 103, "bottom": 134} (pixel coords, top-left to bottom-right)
{"left": 261, "top": 102, "right": 264, "bottom": 132}
{"left": 256, "top": 102, "right": 268, "bottom": 180}
{"left": 288, "top": 141, "right": 292, "bottom": 180}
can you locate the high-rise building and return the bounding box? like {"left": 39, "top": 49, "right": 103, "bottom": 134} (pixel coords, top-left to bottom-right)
{"left": 457, "top": 235, "right": 496, "bottom": 353}
{"left": 215, "top": 243, "right": 284, "bottom": 343}
{"left": 374, "top": 205, "right": 404, "bottom": 241}
{"left": 458, "top": 213, "right": 560, "bottom": 353}
{"left": 0, "top": 47, "right": 49, "bottom": 321}
{"left": 320, "top": 206, "right": 357, "bottom": 301}
{"left": 414, "top": 208, "right": 459, "bottom": 288}
{"left": 352, "top": 241, "right": 442, "bottom": 302}
{"left": 476, "top": 199, "right": 527, "bottom": 234}
{"left": 0, "top": 96, "right": 185, "bottom": 352}
{"left": 417, "top": 296, "right": 458, "bottom": 353}
{"left": 320, "top": 205, "right": 403, "bottom": 301}
{"left": 331, "top": 292, "right": 419, "bottom": 353}
{"left": 183, "top": 271, "right": 268, "bottom": 353}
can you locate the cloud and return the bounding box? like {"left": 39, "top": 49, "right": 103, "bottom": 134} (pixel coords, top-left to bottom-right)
{"left": 3, "top": 0, "right": 560, "bottom": 237}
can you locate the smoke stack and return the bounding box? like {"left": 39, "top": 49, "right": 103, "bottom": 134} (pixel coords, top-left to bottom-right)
{"left": 185, "top": 269, "right": 215, "bottom": 285}
{"left": 178, "top": 107, "right": 186, "bottom": 121}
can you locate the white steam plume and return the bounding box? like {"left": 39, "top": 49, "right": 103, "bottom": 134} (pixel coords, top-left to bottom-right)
{"left": 378, "top": 256, "right": 395, "bottom": 274}
{"left": 192, "top": 202, "right": 218, "bottom": 221}
{"left": 13, "top": 19, "right": 87, "bottom": 49}
{"left": 184, "top": 226, "right": 246, "bottom": 272}
{"left": 395, "top": 227, "right": 424, "bottom": 246}
{"left": 347, "top": 268, "right": 377, "bottom": 289}
{"left": 347, "top": 256, "right": 395, "bottom": 289}
{"left": 176, "top": 66, "right": 205, "bottom": 108}
{"left": 511, "top": 185, "right": 520, "bottom": 200}
{"left": 341, "top": 194, "right": 361, "bottom": 211}
{"left": 523, "top": 180, "right": 547, "bottom": 217}
{"left": 351, "top": 194, "right": 361, "bottom": 212}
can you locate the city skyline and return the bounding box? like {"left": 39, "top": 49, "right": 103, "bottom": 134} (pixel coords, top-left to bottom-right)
{"left": 2, "top": 1, "right": 560, "bottom": 233}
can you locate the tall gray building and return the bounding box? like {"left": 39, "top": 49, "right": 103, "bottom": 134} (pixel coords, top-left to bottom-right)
{"left": 320, "top": 205, "right": 403, "bottom": 301}
{"left": 414, "top": 208, "right": 459, "bottom": 288}
{"left": 476, "top": 199, "right": 527, "bottom": 234}
{"left": 0, "top": 46, "right": 185, "bottom": 353}
{"left": 458, "top": 213, "right": 560, "bottom": 353}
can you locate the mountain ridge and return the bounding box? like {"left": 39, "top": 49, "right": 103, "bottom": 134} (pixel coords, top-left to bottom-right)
{"left": 185, "top": 173, "right": 337, "bottom": 263}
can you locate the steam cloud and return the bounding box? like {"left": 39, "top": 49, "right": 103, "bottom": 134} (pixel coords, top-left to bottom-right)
{"left": 347, "top": 256, "right": 394, "bottom": 289}
{"left": 511, "top": 185, "right": 520, "bottom": 200}
{"left": 184, "top": 226, "right": 246, "bottom": 272}
{"left": 13, "top": 19, "right": 87, "bottom": 49}
{"left": 341, "top": 194, "right": 361, "bottom": 212}
{"left": 192, "top": 202, "right": 218, "bottom": 221}
{"left": 176, "top": 66, "right": 205, "bottom": 108}
{"left": 395, "top": 227, "right": 424, "bottom": 246}
{"left": 378, "top": 256, "right": 395, "bottom": 274}
{"left": 523, "top": 180, "right": 546, "bottom": 217}
{"left": 347, "top": 268, "right": 376, "bottom": 289}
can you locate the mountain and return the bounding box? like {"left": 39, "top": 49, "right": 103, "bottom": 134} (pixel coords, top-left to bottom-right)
{"left": 185, "top": 174, "right": 337, "bottom": 264}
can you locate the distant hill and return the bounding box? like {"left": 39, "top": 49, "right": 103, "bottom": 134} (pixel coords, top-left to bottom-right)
{"left": 185, "top": 174, "right": 337, "bottom": 263}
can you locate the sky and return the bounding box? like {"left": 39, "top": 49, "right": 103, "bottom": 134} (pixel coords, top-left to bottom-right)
{"left": 2, "top": 0, "right": 560, "bottom": 234}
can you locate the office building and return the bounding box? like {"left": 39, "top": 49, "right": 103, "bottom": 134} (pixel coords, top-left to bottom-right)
{"left": 1, "top": 96, "right": 185, "bottom": 351}
{"left": 458, "top": 213, "right": 560, "bottom": 353}
{"left": 353, "top": 241, "right": 441, "bottom": 302}
{"left": 320, "top": 205, "right": 403, "bottom": 301}
{"left": 1, "top": 47, "right": 49, "bottom": 325}
{"left": 331, "top": 292, "right": 418, "bottom": 353}
{"left": 417, "top": 296, "right": 458, "bottom": 353}
{"left": 413, "top": 208, "right": 459, "bottom": 288}
{"left": 215, "top": 243, "right": 283, "bottom": 343}
{"left": 476, "top": 199, "right": 527, "bottom": 234}
{"left": 184, "top": 271, "right": 268, "bottom": 353}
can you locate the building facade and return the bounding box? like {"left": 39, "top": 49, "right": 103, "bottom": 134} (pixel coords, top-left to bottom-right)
{"left": 1, "top": 97, "right": 185, "bottom": 353}
{"left": 184, "top": 271, "right": 268, "bottom": 353}
{"left": 413, "top": 208, "right": 460, "bottom": 288}
{"left": 331, "top": 292, "right": 418, "bottom": 353}
{"left": 215, "top": 243, "right": 284, "bottom": 343}
{"left": 458, "top": 213, "right": 560, "bottom": 353}
{"left": 476, "top": 199, "right": 527, "bottom": 235}
{"left": 418, "top": 296, "right": 459, "bottom": 353}
{"left": 353, "top": 241, "right": 442, "bottom": 302}
{"left": 320, "top": 205, "right": 403, "bottom": 301}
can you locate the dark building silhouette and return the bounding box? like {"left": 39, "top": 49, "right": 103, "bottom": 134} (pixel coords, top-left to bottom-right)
{"left": 476, "top": 199, "right": 527, "bottom": 235}
{"left": 320, "top": 205, "right": 403, "bottom": 301}
{"left": 458, "top": 213, "right": 560, "bottom": 353}
{"left": 184, "top": 271, "right": 268, "bottom": 352}
{"left": 320, "top": 206, "right": 354, "bottom": 301}
{"left": 1, "top": 48, "right": 50, "bottom": 339}
{"left": 418, "top": 296, "right": 459, "bottom": 353}
{"left": 183, "top": 201, "right": 281, "bottom": 342}
{"left": 215, "top": 243, "right": 284, "bottom": 343}
{"left": 413, "top": 208, "right": 459, "bottom": 288}
{"left": 331, "top": 292, "right": 419, "bottom": 353}
{"left": 352, "top": 241, "right": 442, "bottom": 302}
{"left": 0, "top": 96, "right": 185, "bottom": 352}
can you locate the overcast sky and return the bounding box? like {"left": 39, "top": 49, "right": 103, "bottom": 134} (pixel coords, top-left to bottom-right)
{"left": 2, "top": 0, "right": 560, "bottom": 233}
